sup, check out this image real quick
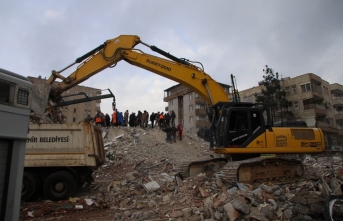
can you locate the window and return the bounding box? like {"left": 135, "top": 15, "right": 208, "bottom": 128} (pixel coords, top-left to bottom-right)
{"left": 189, "top": 105, "right": 193, "bottom": 111}
{"left": 75, "top": 90, "right": 79, "bottom": 94}
{"left": 74, "top": 108, "right": 76, "bottom": 113}
{"left": 64, "top": 107, "right": 68, "bottom": 112}
{"left": 189, "top": 93, "right": 193, "bottom": 100}
{"left": 88, "top": 110, "right": 91, "bottom": 115}
{"left": 294, "top": 101, "right": 299, "bottom": 110}
{"left": 195, "top": 93, "right": 199, "bottom": 97}
{"left": 291, "top": 85, "right": 297, "bottom": 94}
{"left": 85, "top": 110, "right": 87, "bottom": 114}
{"left": 189, "top": 116, "right": 193, "bottom": 123}
{"left": 301, "top": 83, "right": 311, "bottom": 92}
{"left": 0, "top": 80, "right": 14, "bottom": 105}
{"left": 66, "top": 90, "right": 70, "bottom": 94}
{"left": 285, "top": 87, "right": 290, "bottom": 96}
{"left": 73, "top": 117, "right": 76, "bottom": 122}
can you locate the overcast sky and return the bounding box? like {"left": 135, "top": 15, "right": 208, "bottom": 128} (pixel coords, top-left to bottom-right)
{"left": 1, "top": 1, "right": 342, "bottom": 116}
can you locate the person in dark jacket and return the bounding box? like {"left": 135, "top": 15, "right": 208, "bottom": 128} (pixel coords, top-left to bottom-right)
{"left": 171, "top": 125, "right": 177, "bottom": 143}
{"left": 105, "top": 113, "right": 111, "bottom": 128}
{"left": 171, "top": 110, "right": 176, "bottom": 126}
{"left": 165, "top": 125, "right": 172, "bottom": 144}
{"left": 165, "top": 113, "right": 171, "bottom": 126}
{"left": 150, "top": 112, "right": 155, "bottom": 128}
{"left": 129, "top": 112, "right": 136, "bottom": 127}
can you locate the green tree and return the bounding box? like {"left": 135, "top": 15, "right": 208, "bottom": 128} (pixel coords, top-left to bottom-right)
{"left": 254, "top": 65, "right": 293, "bottom": 124}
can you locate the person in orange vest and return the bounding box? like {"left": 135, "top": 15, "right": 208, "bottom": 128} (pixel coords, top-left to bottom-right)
{"left": 95, "top": 111, "right": 102, "bottom": 127}
{"left": 111, "top": 110, "right": 117, "bottom": 126}
{"left": 159, "top": 112, "right": 164, "bottom": 129}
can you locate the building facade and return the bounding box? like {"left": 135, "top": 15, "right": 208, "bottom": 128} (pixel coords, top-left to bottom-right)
{"left": 28, "top": 76, "right": 102, "bottom": 124}
{"left": 164, "top": 83, "right": 231, "bottom": 134}
{"left": 239, "top": 73, "right": 343, "bottom": 149}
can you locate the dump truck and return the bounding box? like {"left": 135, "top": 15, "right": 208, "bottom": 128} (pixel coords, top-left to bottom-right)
{"left": 22, "top": 121, "right": 105, "bottom": 201}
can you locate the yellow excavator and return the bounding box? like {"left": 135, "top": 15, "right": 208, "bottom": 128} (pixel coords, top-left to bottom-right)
{"left": 47, "top": 35, "right": 325, "bottom": 185}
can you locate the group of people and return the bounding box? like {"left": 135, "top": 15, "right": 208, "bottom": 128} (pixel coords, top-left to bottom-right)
{"left": 93, "top": 109, "right": 183, "bottom": 143}
{"left": 94, "top": 110, "right": 125, "bottom": 127}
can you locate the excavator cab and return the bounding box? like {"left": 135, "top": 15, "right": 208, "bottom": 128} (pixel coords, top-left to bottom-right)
{"left": 213, "top": 102, "right": 269, "bottom": 149}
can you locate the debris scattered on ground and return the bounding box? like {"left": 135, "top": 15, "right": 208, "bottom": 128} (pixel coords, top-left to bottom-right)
{"left": 20, "top": 126, "right": 343, "bottom": 220}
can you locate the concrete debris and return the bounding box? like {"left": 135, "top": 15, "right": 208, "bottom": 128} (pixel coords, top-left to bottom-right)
{"left": 20, "top": 126, "right": 343, "bottom": 220}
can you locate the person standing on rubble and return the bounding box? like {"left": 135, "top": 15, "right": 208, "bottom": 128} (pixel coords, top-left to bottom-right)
{"left": 129, "top": 112, "right": 136, "bottom": 127}
{"left": 177, "top": 123, "right": 183, "bottom": 141}
{"left": 165, "top": 112, "right": 171, "bottom": 126}
{"left": 95, "top": 111, "right": 102, "bottom": 127}
{"left": 150, "top": 112, "right": 155, "bottom": 128}
{"left": 117, "top": 111, "right": 124, "bottom": 126}
{"left": 159, "top": 112, "right": 164, "bottom": 129}
{"left": 111, "top": 109, "right": 117, "bottom": 126}
{"left": 165, "top": 125, "right": 172, "bottom": 144}
{"left": 142, "top": 110, "right": 147, "bottom": 127}
{"left": 124, "top": 110, "right": 129, "bottom": 126}
{"left": 171, "top": 110, "right": 176, "bottom": 126}
{"left": 101, "top": 112, "right": 106, "bottom": 127}
{"left": 137, "top": 110, "right": 142, "bottom": 127}
{"left": 171, "top": 125, "right": 177, "bottom": 143}
{"left": 105, "top": 113, "right": 111, "bottom": 128}
{"left": 155, "top": 112, "right": 160, "bottom": 127}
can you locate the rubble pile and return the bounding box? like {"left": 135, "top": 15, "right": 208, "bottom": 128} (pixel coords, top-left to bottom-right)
{"left": 20, "top": 126, "right": 343, "bottom": 220}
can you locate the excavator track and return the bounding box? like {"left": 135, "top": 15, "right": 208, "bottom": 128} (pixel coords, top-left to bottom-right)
{"left": 177, "top": 157, "right": 304, "bottom": 186}
{"left": 176, "top": 158, "right": 228, "bottom": 180}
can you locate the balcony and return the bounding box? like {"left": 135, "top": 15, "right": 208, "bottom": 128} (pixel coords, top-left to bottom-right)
{"left": 330, "top": 83, "right": 343, "bottom": 95}
{"left": 332, "top": 98, "right": 343, "bottom": 107}
{"left": 164, "top": 88, "right": 193, "bottom": 102}
{"left": 339, "top": 129, "right": 343, "bottom": 136}
{"left": 311, "top": 84, "right": 324, "bottom": 101}
{"left": 196, "top": 120, "right": 210, "bottom": 128}
{"left": 195, "top": 97, "right": 206, "bottom": 104}
{"left": 195, "top": 109, "right": 207, "bottom": 116}
{"left": 303, "top": 104, "right": 327, "bottom": 116}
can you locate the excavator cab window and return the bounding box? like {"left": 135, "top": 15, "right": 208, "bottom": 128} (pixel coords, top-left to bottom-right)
{"left": 216, "top": 107, "right": 265, "bottom": 148}
{"left": 227, "top": 110, "right": 249, "bottom": 146}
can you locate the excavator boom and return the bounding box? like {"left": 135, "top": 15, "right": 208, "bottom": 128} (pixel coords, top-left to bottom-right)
{"left": 47, "top": 35, "right": 229, "bottom": 106}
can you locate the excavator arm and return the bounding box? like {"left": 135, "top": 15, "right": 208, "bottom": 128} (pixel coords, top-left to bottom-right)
{"left": 47, "top": 35, "right": 229, "bottom": 106}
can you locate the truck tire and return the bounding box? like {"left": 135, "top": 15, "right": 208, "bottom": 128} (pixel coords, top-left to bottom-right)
{"left": 43, "top": 171, "right": 76, "bottom": 201}
{"left": 21, "top": 172, "right": 38, "bottom": 201}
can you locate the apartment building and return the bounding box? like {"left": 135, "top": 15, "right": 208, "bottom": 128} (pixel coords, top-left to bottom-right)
{"left": 239, "top": 73, "right": 343, "bottom": 149}
{"left": 164, "top": 83, "right": 231, "bottom": 134}
{"left": 28, "top": 76, "right": 102, "bottom": 124}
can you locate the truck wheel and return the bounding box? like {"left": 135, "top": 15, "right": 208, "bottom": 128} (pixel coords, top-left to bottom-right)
{"left": 22, "top": 172, "right": 38, "bottom": 201}
{"left": 43, "top": 171, "right": 76, "bottom": 201}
